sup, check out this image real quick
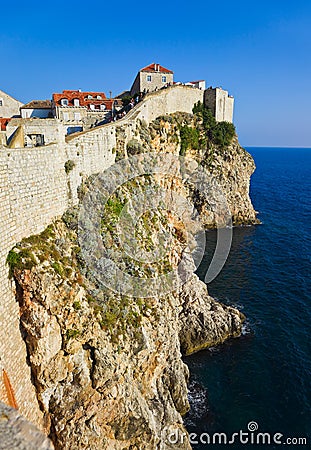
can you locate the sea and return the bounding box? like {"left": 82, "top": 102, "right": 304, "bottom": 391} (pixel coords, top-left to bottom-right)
{"left": 184, "top": 147, "right": 311, "bottom": 449}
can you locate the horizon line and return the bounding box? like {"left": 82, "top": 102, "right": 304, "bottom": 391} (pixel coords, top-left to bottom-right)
{"left": 244, "top": 145, "right": 311, "bottom": 149}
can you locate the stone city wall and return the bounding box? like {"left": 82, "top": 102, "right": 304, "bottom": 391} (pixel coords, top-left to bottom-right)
{"left": 0, "top": 85, "right": 204, "bottom": 428}
{"left": 0, "top": 140, "right": 116, "bottom": 427}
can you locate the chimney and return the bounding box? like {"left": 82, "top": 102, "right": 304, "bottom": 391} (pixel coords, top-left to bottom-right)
{"left": 154, "top": 63, "right": 157, "bottom": 71}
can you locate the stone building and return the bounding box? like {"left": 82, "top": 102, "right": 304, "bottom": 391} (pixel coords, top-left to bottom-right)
{"left": 185, "top": 80, "right": 206, "bottom": 90}
{"left": 130, "top": 63, "right": 174, "bottom": 95}
{"left": 52, "top": 90, "right": 114, "bottom": 128}
{"left": 6, "top": 118, "right": 66, "bottom": 148}
{"left": 20, "top": 100, "right": 53, "bottom": 119}
{"left": 1, "top": 70, "right": 235, "bottom": 149}
{"left": 204, "top": 87, "right": 234, "bottom": 123}
{"left": 0, "top": 89, "right": 22, "bottom": 118}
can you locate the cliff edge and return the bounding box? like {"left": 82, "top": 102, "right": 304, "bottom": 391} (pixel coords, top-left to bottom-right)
{"left": 6, "top": 110, "right": 256, "bottom": 449}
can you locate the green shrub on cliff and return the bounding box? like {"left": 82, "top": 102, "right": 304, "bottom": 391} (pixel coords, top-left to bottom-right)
{"left": 193, "top": 101, "right": 217, "bottom": 132}
{"left": 6, "top": 248, "right": 37, "bottom": 278}
{"left": 126, "top": 139, "right": 143, "bottom": 156}
{"left": 192, "top": 101, "right": 236, "bottom": 149}
{"left": 179, "top": 125, "right": 200, "bottom": 155}
{"left": 212, "top": 121, "right": 236, "bottom": 148}
{"left": 66, "top": 329, "right": 81, "bottom": 340}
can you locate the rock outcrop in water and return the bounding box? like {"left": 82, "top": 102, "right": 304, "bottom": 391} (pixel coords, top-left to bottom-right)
{"left": 7, "top": 111, "right": 256, "bottom": 449}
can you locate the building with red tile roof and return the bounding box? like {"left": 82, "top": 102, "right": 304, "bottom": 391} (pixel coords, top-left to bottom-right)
{"left": 51, "top": 90, "right": 116, "bottom": 128}
{"left": 185, "top": 80, "right": 206, "bottom": 90}
{"left": 130, "top": 63, "right": 174, "bottom": 96}
{"left": 140, "top": 63, "right": 173, "bottom": 74}
{"left": 52, "top": 90, "right": 113, "bottom": 112}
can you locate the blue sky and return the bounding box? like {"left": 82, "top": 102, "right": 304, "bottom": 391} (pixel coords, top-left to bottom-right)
{"left": 1, "top": 0, "right": 310, "bottom": 147}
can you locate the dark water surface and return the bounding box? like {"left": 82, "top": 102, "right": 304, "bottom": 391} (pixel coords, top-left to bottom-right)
{"left": 184, "top": 148, "right": 311, "bottom": 449}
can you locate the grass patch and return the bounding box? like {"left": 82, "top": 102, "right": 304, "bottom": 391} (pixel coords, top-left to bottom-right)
{"left": 66, "top": 329, "right": 80, "bottom": 340}
{"left": 6, "top": 249, "right": 37, "bottom": 278}
{"left": 73, "top": 301, "right": 82, "bottom": 310}
{"left": 51, "top": 261, "right": 64, "bottom": 277}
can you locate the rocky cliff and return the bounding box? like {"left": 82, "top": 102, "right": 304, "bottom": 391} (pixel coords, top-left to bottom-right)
{"left": 7, "top": 110, "right": 257, "bottom": 449}
{"left": 116, "top": 111, "right": 258, "bottom": 227}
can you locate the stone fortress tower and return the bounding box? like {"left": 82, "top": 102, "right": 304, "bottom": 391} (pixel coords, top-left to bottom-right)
{"left": 204, "top": 86, "right": 234, "bottom": 122}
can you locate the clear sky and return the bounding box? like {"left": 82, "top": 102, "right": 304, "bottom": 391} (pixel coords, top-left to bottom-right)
{"left": 1, "top": 0, "right": 310, "bottom": 147}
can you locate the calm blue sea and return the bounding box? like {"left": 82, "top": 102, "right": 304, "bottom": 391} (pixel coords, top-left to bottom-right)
{"left": 184, "top": 148, "right": 311, "bottom": 449}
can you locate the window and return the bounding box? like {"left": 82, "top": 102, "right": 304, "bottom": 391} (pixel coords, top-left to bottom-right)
{"left": 67, "top": 126, "right": 83, "bottom": 135}
{"left": 61, "top": 98, "right": 68, "bottom": 106}
{"left": 147, "top": 75, "right": 152, "bottom": 82}
{"left": 96, "top": 95, "right": 102, "bottom": 100}
{"left": 35, "top": 134, "right": 45, "bottom": 147}
{"left": 73, "top": 98, "right": 80, "bottom": 106}
{"left": 89, "top": 104, "right": 95, "bottom": 110}
{"left": 87, "top": 95, "right": 93, "bottom": 99}
{"left": 74, "top": 112, "right": 81, "bottom": 121}
{"left": 0, "top": 98, "right": 3, "bottom": 107}
{"left": 100, "top": 104, "right": 106, "bottom": 111}
{"left": 63, "top": 112, "right": 69, "bottom": 121}
{"left": 162, "top": 76, "right": 167, "bottom": 83}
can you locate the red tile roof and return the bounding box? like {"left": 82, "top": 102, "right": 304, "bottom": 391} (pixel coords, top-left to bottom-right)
{"left": 140, "top": 63, "right": 173, "bottom": 74}
{"left": 52, "top": 90, "right": 114, "bottom": 110}
{"left": 0, "top": 118, "right": 11, "bottom": 131}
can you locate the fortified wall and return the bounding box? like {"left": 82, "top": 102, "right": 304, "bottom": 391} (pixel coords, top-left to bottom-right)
{"left": 0, "top": 85, "right": 204, "bottom": 427}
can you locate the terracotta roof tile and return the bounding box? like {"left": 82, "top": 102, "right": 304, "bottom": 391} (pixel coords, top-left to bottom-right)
{"left": 140, "top": 63, "right": 173, "bottom": 74}
{"left": 52, "top": 90, "right": 113, "bottom": 110}
{"left": 0, "top": 118, "right": 11, "bottom": 131}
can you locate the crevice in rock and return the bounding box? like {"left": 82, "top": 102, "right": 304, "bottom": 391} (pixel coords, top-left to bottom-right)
{"left": 83, "top": 342, "right": 96, "bottom": 389}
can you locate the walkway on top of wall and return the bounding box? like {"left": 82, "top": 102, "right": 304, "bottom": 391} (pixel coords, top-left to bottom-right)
{"left": 65, "top": 85, "right": 203, "bottom": 143}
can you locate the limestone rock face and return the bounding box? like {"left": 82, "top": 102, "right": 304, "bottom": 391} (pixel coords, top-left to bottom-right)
{"left": 179, "top": 275, "right": 245, "bottom": 355}
{"left": 206, "top": 136, "right": 258, "bottom": 225}
{"left": 10, "top": 220, "right": 243, "bottom": 450}
{"left": 116, "top": 113, "right": 259, "bottom": 226}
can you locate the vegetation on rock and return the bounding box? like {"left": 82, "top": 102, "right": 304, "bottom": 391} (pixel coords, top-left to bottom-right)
{"left": 64, "top": 159, "right": 75, "bottom": 174}
{"left": 192, "top": 101, "right": 236, "bottom": 149}
{"left": 179, "top": 125, "right": 200, "bottom": 155}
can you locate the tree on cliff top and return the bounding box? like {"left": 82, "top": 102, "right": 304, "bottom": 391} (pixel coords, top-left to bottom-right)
{"left": 193, "top": 101, "right": 236, "bottom": 149}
